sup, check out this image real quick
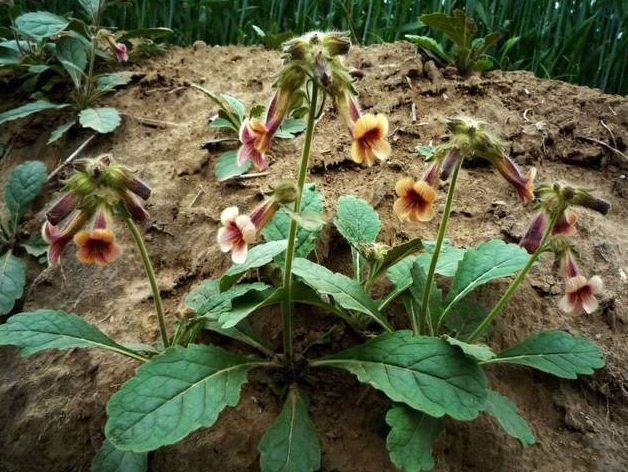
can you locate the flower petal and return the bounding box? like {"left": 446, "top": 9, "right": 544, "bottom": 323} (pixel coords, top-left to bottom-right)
{"left": 236, "top": 215, "right": 256, "bottom": 243}
{"left": 395, "top": 177, "right": 415, "bottom": 197}
{"left": 581, "top": 295, "right": 599, "bottom": 314}
{"left": 588, "top": 275, "right": 604, "bottom": 294}
{"left": 220, "top": 206, "right": 239, "bottom": 225}
{"left": 231, "top": 241, "right": 248, "bottom": 264}
{"left": 558, "top": 294, "right": 577, "bottom": 314}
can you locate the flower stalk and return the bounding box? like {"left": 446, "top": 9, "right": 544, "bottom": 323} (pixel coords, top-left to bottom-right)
{"left": 281, "top": 82, "right": 319, "bottom": 363}
{"left": 124, "top": 216, "right": 169, "bottom": 348}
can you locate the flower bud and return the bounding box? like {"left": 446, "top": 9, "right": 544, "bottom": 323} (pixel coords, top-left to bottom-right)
{"left": 268, "top": 180, "right": 298, "bottom": 205}
{"left": 46, "top": 193, "right": 79, "bottom": 226}
{"left": 322, "top": 31, "right": 351, "bottom": 56}
{"left": 570, "top": 188, "right": 611, "bottom": 215}
{"left": 519, "top": 212, "right": 548, "bottom": 254}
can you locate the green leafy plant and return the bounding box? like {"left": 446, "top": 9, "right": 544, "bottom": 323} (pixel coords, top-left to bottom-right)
{"left": 0, "top": 33, "right": 609, "bottom": 472}
{"left": 193, "top": 84, "right": 307, "bottom": 181}
{"left": 0, "top": 160, "right": 47, "bottom": 315}
{"left": 406, "top": 9, "right": 502, "bottom": 75}
{"left": 0, "top": 0, "right": 173, "bottom": 143}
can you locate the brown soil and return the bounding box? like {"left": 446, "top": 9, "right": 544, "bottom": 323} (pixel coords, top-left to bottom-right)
{"left": 1, "top": 41, "right": 628, "bottom": 472}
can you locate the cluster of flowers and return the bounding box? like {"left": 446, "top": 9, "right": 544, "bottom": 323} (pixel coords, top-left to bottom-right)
{"left": 42, "top": 155, "right": 150, "bottom": 265}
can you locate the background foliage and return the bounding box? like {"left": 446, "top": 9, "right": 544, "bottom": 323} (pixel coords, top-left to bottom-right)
{"left": 2, "top": 0, "right": 627, "bottom": 94}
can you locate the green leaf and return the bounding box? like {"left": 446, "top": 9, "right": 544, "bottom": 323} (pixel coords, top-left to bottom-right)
{"left": 96, "top": 73, "right": 132, "bottom": 92}
{"left": 420, "top": 10, "right": 477, "bottom": 48}
{"left": 215, "top": 150, "right": 251, "bottom": 181}
{"left": 78, "top": 0, "right": 101, "bottom": 21}
{"left": 0, "top": 252, "right": 25, "bottom": 315}
{"left": 280, "top": 205, "right": 324, "bottom": 231}
{"left": 407, "top": 260, "right": 442, "bottom": 329}
{"left": 0, "top": 100, "right": 69, "bottom": 125}
{"left": 370, "top": 238, "right": 423, "bottom": 281}
{"left": 15, "top": 12, "right": 70, "bottom": 40}
{"left": 90, "top": 439, "right": 147, "bottom": 472}
{"left": 203, "top": 319, "right": 272, "bottom": 354}
{"left": 220, "top": 94, "right": 245, "bottom": 122}
{"left": 117, "top": 28, "right": 174, "bottom": 43}
{"left": 55, "top": 36, "right": 87, "bottom": 89}
{"left": 219, "top": 240, "right": 288, "bottom": 291}
{"left": 0, "top": 309, "right": 141, "bottom": 357}
{"left": 417, "top": 240, "right": 466, "bottom": 277}
{"left": 262, "top": 184, "right": 323, "bottom": 262}
{"left": 443, "top": 335, "right": 495, "bottom": 362}
{"left": 443, "top": 300, "right": 491, "bottom": 341}
{"left": 292, "top": 257, "right": 392, "bottom": 331}
{"left": 404, "top": 35, "right": 451, "bottom": 63}
{"left": 20, "top": 231, "right": 49, "bottom": 257}
{"left": 274, "top": 118, "right": 307, "bottom": 139}
{"left": 210, "top": 117, "right": 238, "bottom": 131}
{"left": 386, "top": 404, "right": 444, "bottom": 472}
{"left": 185, "top": 279, "right": 269, "bottom": 318}
{"left": 105, "top": 344, "right": 268, "bottom": 451}
{"left": 312, "top": 331, "right": 487, "bottom": 420}
{"left": 5, "top": 160, "right": 47, "bottom": 221}
{"left": 258, "top": 386, "right": 321, "bottom": 472}
{"left": 483, "top": 390, "right": 535, "bottom": 447}
{"left": 79, "top": 107, "right": 121, "bottom": 134}
{"left": 217, "top": 288, "right": 283, "bottom": 329}
{"left": 47, "top": 119, "right": 76, "bottom": 144}
{"left": 445, "top": 240, "right": 529, "bottom": 310}
{"left": 483, "top": 331, "right": 604, "bottom": 379}
{"left": 333, "top": 195, "right": 380, "bottom": 245}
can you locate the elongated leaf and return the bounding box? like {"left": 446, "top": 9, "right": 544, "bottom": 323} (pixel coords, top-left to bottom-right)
{"left": 483, "top": 390, "right": 535, "bottom": 447}
{"left": 420, "top": 10, "right": 477, "bottom": 48}
{"left": 483, "top": 331, "right": 604, "bottom": 379}
{"left": 444, "top": 335, "right": 495, "bottom": 362}
{"left": 334, "top": 195, "right": 380, "bottom": 245}
{"left": 407, "top": 259, "right": 442, "bottom": 329}
{"left": 15, "top": 12, "right": 69, "bottom": 39}
{"left": 219, "top": 240, "right": 288, "bottom": 290}
{"left": 369, "top": 238, "right": 423, "bottom": 281}
{"left": 48, "top": 119, "right": 76, "bottom": 144}
{"left": 96, "top": 73, "right": 132, "bottom": 92}
{"left": 262, "top": 184, "right": 323, "bottom": 262}
{"left": 445, "top": 240, "right": 529, "bottom": 310}
{"left": 90, "top": 439, "right": 147, "bottom": 472}
{"left": 258, "top": 386, "right": 321, "bottom": 472}
{"left": 5, "top": 160, "right": 47, "bottom": 221}
{"left": 443, "top": 300, "right": 491, "bottom": 340}
{"left": 55, "top": 36, "right": 87, "bottom": 89}
{"left": 79, "top": 107, "right": 121, "bottom": 134}
{"left": 215, "top": 150, "right": 251, "bottom": 181}
{"left": 312, "top": 331, "right": 487, "bottom": 420}
{"left": 220, "top": 94, "right": 245, "bottom": 121}
{"left": 78, "top": 0, "right": 101, "bottom": 21}
{"left": 404, "top": 35, "right": 451, "bottom": 63}
{"left": 292, "top": 257, "right": 392, "bottom": 331}
{"left": 185, "top": 279, "right": 269, "bottom": 317}
{"left": 204, "top": 319, "right": 272, "bottom": 354}
{"left": 0, "top": 309, "right": 140, "bottom": 357}
{"left": 0, "top": 252, "right": 25, "bottom": 315}
{"left": 105, "top": 344, "right": 268, "bottom": 451}
{"left": 117, "top": 28, "right": 174, "bottom": 43}
{"left": 386, "top": 404, "right": 443, "bottom": 472}
{"left": 218, "top": 288, "right": 283, "bottom": 329}
{"left": 274, "top": 118, "right": 307, "bottom": 139}
{"left": 0, "top": 100, "right": 69, "bottom": 125}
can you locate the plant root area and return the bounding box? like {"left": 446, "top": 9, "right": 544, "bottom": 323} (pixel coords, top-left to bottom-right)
{"left": 1, "top": 42, "right": 628, "bottom": 472}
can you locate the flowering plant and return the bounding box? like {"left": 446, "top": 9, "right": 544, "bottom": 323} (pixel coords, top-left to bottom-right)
{"left": 0, "top": 0, "right": 173, "bottom": 141}
{"left": 0, "top": 32, "right": 609, "bottom": 472}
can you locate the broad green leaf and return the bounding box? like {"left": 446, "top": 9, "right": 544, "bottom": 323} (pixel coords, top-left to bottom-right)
{"left": 15, "top": 12, "right": 70, "bottom": 39}
{"left": 204, "top": 319, "right": 272, "bottom": 355}
{"left": 5, "top": 160, "right": 46, "bottom": 221}
{"left": 210, "top": 117, "right": 238, "bottom": 131}
{"left": 217, "top": 288, "right": 283, "bottom": 329}
{"left": 386, "top": 404, "right": 444, "bottom": 472}
{"left": 443, "top": 335, "right": 495, "bottom": 362}
{"left": 262, "top": 184, "right": 323, "bottom": 262}
{"left": 368, "top": 238, "right": 423, "bottom": 281}
{"left": 105, "top": 344, "right": 268, "bottom": 451}
{"left": 0, "top": 309, "right": 141, "bottom": 358}
{"left": 420, "top": 10, "right": 477, "bottom": 48}
{"left": 443, "top": 300, "right": 491, "bottom": 341}
{"left": 0, "top": 252, "right": 25, "bottom": 315}
{"left": 258, "top": 386, "right": 321, "bottom": 472}
{"left": 219, "top": 240, "right": 288, "bottom": 290}
{"left": 0, "top": 100, "right": 69, "bottom": 125}
{"left": 274, "top": 118, "right": 307, "bottom": 139}
{"left": 292, "top": 257, "right": 392, "bottom": 331}
{"left": 483, "top": 331, "right": 604, "bottom": 379}
{"left": 79, "top": 107, "right": 121, "bottom": 134}
{"left": 406, "top": 260, "right": 442, "bottom": 330}
{"left": 333, "top": 195, "right": 380, "bottom": 245}
{"left": 185, "top": 279, "right": 269, "bottom": 317}
{"left": 312, "top": 331, "right": 487, "bottom": 420}
{"left": 117, "top": 28, "right": 174, "bottom": 43}
{"left": 445, "top": 240, "right": 529, "bottom": 310}
{"left": 96, "top": 73, "right": 132, "bottom": 92}
{"left": 20, "top": 231, "right": 49, "bottom": 257}
{"left": 404, "top": 35, "right": 451, "bottom": 63}
{"left": 215, "top": 150, "right": 251, "bottom": 181}
{"left": 78, "top": 0, "right": 101, "bottom": 21}
{"left": 54, "top": 36, "right": 87, "bottom": 89}
{"left": 47, "top": 119, "right": 76, "bottom": 144}
{"left": 220, "top": 94, "right": 245, "bottom": 121}
{"left": 483, "top": 390, "right": 535, "bottom": 447}
{"left": 417, "top": 240, "right": 466, "bottom": 277}
{"left": 90, "top": 439, "right": 147, "bottom": 472}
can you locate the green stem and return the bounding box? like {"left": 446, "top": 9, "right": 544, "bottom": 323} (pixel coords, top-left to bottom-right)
{"left": 418, "top": 158, "right": 463, "bottom": 336}
{"left": 281, "top": 82, "right": 319, "bottom": 362}
{"left": 466, "top": 209, "right": 561, "bottom": 343}
{"left": 124, "top": 217, "right": 170, "bottom": 348}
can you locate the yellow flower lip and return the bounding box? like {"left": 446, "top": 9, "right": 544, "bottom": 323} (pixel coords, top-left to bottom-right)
{"left": 393, "top": 178, "right": 437, "bottom": 222}
{"left": 351, "top": 113, "right": 391, "bottom": 167}
{"left": 74, "top": 228, "right": 121, "bottom": 266}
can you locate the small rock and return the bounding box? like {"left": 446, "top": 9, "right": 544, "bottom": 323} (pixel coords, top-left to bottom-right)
{"left": 192, "top": 40, "right": 206, "bottom": 51}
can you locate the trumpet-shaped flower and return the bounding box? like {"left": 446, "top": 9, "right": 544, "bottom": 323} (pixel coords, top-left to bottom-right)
{"left": 105, "top": 35, "right": 128, "bottom": 62}
{"left": 558, "top": 275, "right": 604, "bottom": 315}
{"left": 490, "top": 155, "right": 536, "bottom": 202}
{"left": 351, "top": 114, "right": 391, "bottom": 167}
{"left": 519, "top": 212, "right": 548, "bottom": 254}
{"left": 552, "top": 209, "right": 577, "bottom": 236}
{"left": 393, "top": 177, "right": 437, "bottom": 222}
{"left": 74, "top": 210, "right": 121, "bottom": 266}
{"left": 238, "top": 118, "right": 271, "bottom": 170}
{"left": 42, "top": 211, "right": 89, "bottom": 265}
{"left": 217, "top": 207, "right": 256, "bottom": 264}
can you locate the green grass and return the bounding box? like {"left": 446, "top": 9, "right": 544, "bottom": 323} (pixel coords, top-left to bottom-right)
{"left": 4, "top": 0, "right": 627, "bottom": 95}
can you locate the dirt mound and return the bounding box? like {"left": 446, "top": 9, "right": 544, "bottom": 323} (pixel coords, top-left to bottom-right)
{"left": 1, "top": 41, "right": 627, "bottom": 472}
